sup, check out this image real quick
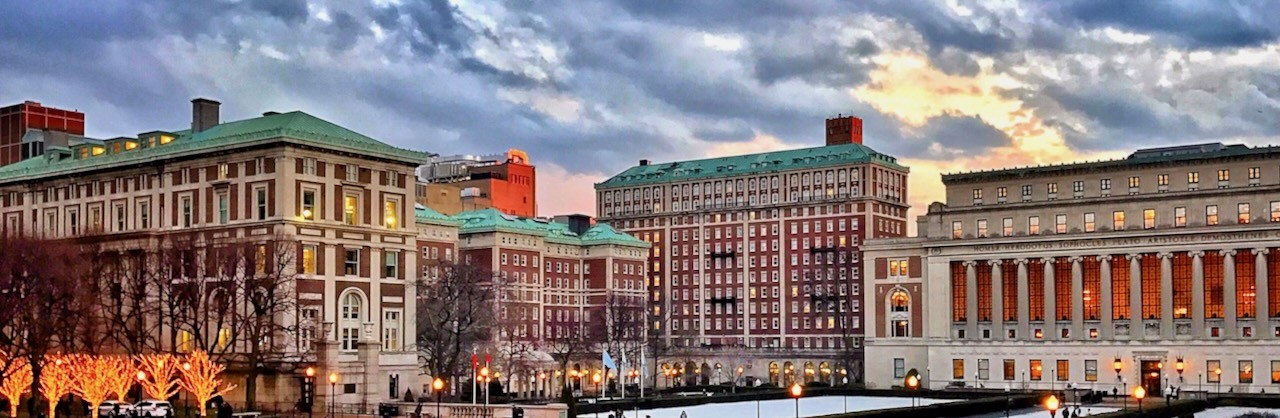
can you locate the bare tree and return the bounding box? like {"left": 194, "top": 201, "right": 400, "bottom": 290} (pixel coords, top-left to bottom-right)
{"left": 416, "top": 262, "right": 499, "bottom": 385}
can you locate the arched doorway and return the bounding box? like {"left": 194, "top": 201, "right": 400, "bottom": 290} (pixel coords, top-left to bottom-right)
{"left": 803, "top": 362, "right": 815, "bottom": 383}
{"left": 819, "top": 362, "right": 831, "bottom": 385}
{"left": 783, "top": 362, "right": 795, "bottom": 386}
{"left": 684, "top": 361, "right": 697, "bottom": 386}
{"left": 768, "top": 362, "right": 780, "bottom": 385}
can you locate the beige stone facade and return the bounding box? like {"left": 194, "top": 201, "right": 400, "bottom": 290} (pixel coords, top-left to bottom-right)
{"left": 865, "top": 143, "right": 1280, "bottom": 396}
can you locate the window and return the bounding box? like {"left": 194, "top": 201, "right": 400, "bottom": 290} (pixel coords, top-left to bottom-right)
{"left": 383, "top": 310, "right": 402, "bottom": 351}
{"left": 1173, "top": 253, "right": 1192, "bottom": 318}
{"left": 1239, "top": 203, "right": 1251, "bottom": 224}
{"left": 1272, "top": 201, "right": 1280, "bottom": 222}
{"left": 1029, "top": 216, "right": 1040, "bottom": 235}
{"left": 346, "top": 164, "right": 359, "bottom": 182}
{"left": 1157, "top": 174, "right": 1169, "bottom": 186}
{"left": 1056, "top": 360, "right": 1069, "bottom": 381}
{"left": 1055, "top": 214, "right": 1067, "bottom": 233}
{"left": 217, "top": 192, "right": 229, "bottom": 224}
{"left": 1047, "top": 183, "right": 1058, "bottom": 194}
{"left": 345, "top": 249, "right": 360, "bottom": 276}
{"left": 951, "top": 262, "right": 967, "bottom": 322}
{"left": 977, "top": 219, "right": 988, "bottom": 237}
{"left": 254, "top": 245, "right": 267, "bottom": 274}
{"left": 1250, "top": 167, "right": 1261, "bottom": 180}
{"left": 302, "top": 245, "right": 317, "bottom": 274}
{"left": 340, "top": 292, "right": 363, "bottom": 351}
{"left": 302, "top": 190, "right": 316, "bottom": 220}
{"left": 978, "top": 359, "right": 990, "bottom": 381}
{"left": 1175, "top": 207, "right": 1187, "bottom": 227}
{"left": 217, "top": 162, "right": 228, "bottom": 180}
{"left": 139, "top": 202, "right": 150, "bottom": 229}
{"left": 889, "top": 259, "right": 908, "bottom": 278}
{"left": 384, "top": 199, "right": 400, "bottom": 228}
{"left": 1100, "top": 178, "right": 1111, "bottom": 190}
{"left": 1128, "top": 176, "right": 1140, "bottom": 188}
{"left": 1113, "top": 211, "right": 1125, "bottom": 230}
{"left": 1085, "top": 360, "right": 1097, "bottom": 382}
{"left": 388, "top": 170, "right": 401, "bottom": 187}
{"left": 997, "top": 187, "right": 1007, "bottom": 198}
{"left": 1238, "top": 253, "right": 1257, "bottom": 318}
{"left": 1072, "top": 181, "right": 1084, "bottom": 192}
{"left": 1240, "top": 360, "right": 1254, "bottom": 384}
{"left": 952, "top": 221, "right": 962, "bottom": 239}
{"left": 1030, "top": 360, "right": 1043, "bottom": 381}
{"left": 1218, "top": 169, "right": 1230, "bottom": 182}
{"left": 1142, "top": 255, "right": 1161, "bottom": 319}
{"left": 255, "top": 187, "right": 268, "bottom": 220}
{"left": 972, "top": 189, "right": 982, "bottom": 200}
{"left": 1084, "top": 213, "right": 1096, "bottom": 232}
{"left": 1002, "top": 218, "right": 1013, "bottom": 236}
{"left": 344, "top": 195, "right": 359, "bottom": 225}
{"left": 893, "top": 359, "right": 905, "bottom": 378}
{"left": 1207, "top": 360, "right": 1222, "bottom": 383}
{"left": 952, "top": 359, "right": 965, "bottom": 380}
{"left": 1143, "top": 209, "right": 1155, "bottom": 229}
{"left": 303, "top": 158, "right": 316, "bottom": 175}
{"left": 977, "top": 265, "right": 992, "bottom": 321}
{"left": 114, "top": 203, "right": 126, "bottom": 232}
{"left": 1205, "top": 252, "right": 1225, "bottom": 319}
{"left": 1207, "top": 205, "right": 1219, "bottom": 225}
{"left": 181, "top": 196, "right": 193, "bottom": 228}
{"left": 384, "top": 251, "right": 399, "bottom": 278}
{"left": 1112, "top": 256, "right": 1130, "bottom": 320}
{"left": 1021, "top": 185, "right": 1032, "bottom": 196}
{"left": 1188, "top": 172, "right": 1199, "bottom": 184}
{"left": 1004, "top": 360, "right": 1015, "bottom": 381}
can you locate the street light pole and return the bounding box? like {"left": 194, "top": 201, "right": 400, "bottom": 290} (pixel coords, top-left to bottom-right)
{"left": 789, "top": 383, "right": 802, "bottom": 418}
{"left": 304, "top": 367, "right": 316, "bottom": 418}
{"left": 328, "top": 373, "right": 339, "bottom": 418}
{"left": 433, "top": 378, "right": 445, "bottom": 418}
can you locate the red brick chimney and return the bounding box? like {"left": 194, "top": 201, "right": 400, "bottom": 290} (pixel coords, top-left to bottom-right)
{"left": 825, "top": 114, "right": 863, "bottom": 146}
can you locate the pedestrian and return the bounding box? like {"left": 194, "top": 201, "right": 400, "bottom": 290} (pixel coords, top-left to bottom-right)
{"left": 112, "top": 403, "right": 121, "bottom": 418}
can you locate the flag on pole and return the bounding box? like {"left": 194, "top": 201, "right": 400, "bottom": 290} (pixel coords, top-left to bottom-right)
{"left": 603, "top": 350, "right": 617, "bottom": 370}
{"left": 620, "top": 350, "right": 628, "bottom": 398}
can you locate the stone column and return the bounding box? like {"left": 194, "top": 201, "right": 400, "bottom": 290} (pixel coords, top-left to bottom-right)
{"left": 1129, "top": 254, "right": 1143, "bottom": 335}
{"left": 1224, "top": 250, "right": 1237, "bottom": 338}
{"left": 1160, "top": 252, "right": 1174, "bottom": 339}
{"left": 1191, "top": 251, "right": 1205, "bottom": 338}
{"left": 991, "top": 260, "right": 1004, "bottom": 338}
{"left": 1255, "top": 248, "right": 1270, "bottom": 329}
{"left": 1017, "top": 259, "right": 1030, "bottom": 341}
{"left": 966, "top": 261, "right": 978, "bottom": 339}
{"left": 1071, "top": 256, "right": 1085, "bottom": 339}
{"left": 1044, "top": 258, "right": 1056, "bottom": 334}
{"left": 1101, "top": 256, "right": 1114, "bottom": 339}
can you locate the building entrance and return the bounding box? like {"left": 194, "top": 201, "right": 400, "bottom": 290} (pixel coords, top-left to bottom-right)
{"left": 1140, "top": 360, "right": 1163, "bottom": 397}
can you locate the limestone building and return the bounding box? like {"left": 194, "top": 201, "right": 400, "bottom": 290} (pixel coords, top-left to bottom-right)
{"left": 864, "top": 143, "right": 1280, "bottom": 396}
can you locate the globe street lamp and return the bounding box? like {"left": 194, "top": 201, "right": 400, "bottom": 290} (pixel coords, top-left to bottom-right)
{"left": 789, "top": 383, "right": 802, "bottom": 418}
{"left": 1045, "top": 394, "right": 1060, "bottom": 418}
{"left": 304, "top": 367, "right": 316, "bottom": 418}
{"left": 1133, "top": 385, "right": 1146, "bottom": 414}
{"left": 905, "top": 375, "right": 920, "bottom": 409}
{"left": 735, "top": 366, "right": 745, "bottom": 394}
{"left": 328, "top": 373, "right": 339, "bottom": 418}
{"left": 592, "top": 372, "right": 603, "bottom": 398}
{"left": 1176, "top": 357, "right": 1185, "bottom": 383}
{"left": 136, "top": 371, "right": 147, "bottom": 403}
{"left": 433, "top": 378, "right": 445, "bottom": 418}
{"left": 1215, "top": 368, "right": 1223, "bottom": 394}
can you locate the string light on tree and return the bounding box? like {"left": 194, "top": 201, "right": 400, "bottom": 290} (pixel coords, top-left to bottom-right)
{"left": 0, "top": 355, "right": 32, "bottom": 418}
{"left": 104, "top": 356, "right": 137, "bottom": 402}
{"left": 178, "top": 350, "right": 238, "bottom": 418}
{"left": 136, "top": 353, "right": 181, "bottom": 401}
{"left": 41, "top": 355, "right": 76, "bottom": 418}
{"left": 70, "top": 354, "right": 118, "bottom": 418}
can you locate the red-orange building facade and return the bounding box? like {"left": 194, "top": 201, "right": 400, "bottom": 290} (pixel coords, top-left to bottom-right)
{"left": 0, "top": 100, "right": 86, "bottom": 166}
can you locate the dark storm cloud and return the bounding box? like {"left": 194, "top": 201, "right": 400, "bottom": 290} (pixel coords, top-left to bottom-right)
{"left": 326, "top": 11, "right": 365, "bottom": 52}
{"left": 870, "top": 114, "right": 1014, "bottom": 160}
{"left": 1045, "top": 0, "right": 1280, "bottom": 48}
{"left": 751, "top": 37, "right": 880, "bottom": 87}
{"left": 246, "top": 0, "right": 309, "bottom": 25}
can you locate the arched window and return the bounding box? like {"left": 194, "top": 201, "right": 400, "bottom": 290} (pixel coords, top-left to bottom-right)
{"left": 340, "top": 291, "right": 364, "bottom": 351}
{"left": 887, "top": 287, "right": 911, "bottom": 338}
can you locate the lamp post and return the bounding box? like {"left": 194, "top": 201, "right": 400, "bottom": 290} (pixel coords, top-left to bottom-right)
{"left": 1004, "top": 384, "right": 1012, "bottom": 418}
{"left": 592, "top": 372, "right": 603, "bottom": 399}
{"left": 1215, "top": 368, "right": 1222, "bottom": 394}
{"left": 1176, "top": 357, "right": 1185, "bottom": 384}
{"left": 1134, "top": 385, "right": 1146, "bottom": 414}
{"left": 304, "top": 367, "right": 315, "bottom": 418}
{"left": 135, "top": 371, "right": 148, "bottom": 403}
{"left": 974, "top": 372, "right": 979, "bottom": 389}
{"left": 789, "top": 383, "right": 802, "bottom": 418}
{"left": 539, "top": 372, "right": 547, "bottom": 399}
{"left": 433, "top": 378, "right": 445, "bottom": 418}
{"left": 1045, "top": 394, "right": 1059, "bottom": 418}
{"left": 735, "top": 367, "right": 744, "bottom": 394}
{"left": 480, "top": 367, "right": 490, "bottom": 406}
{"left": 905, "top": 375, "right": 920, "bottom": 409}
{"left": 328, "top": 373, "right": 339, "bottom": 418}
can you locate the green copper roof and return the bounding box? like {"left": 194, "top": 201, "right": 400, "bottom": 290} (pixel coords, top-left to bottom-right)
{"left": 596, "top": 143, "right": 906, "bottom": 189}
{"left": 442, "top": 208, "right": 648, "bottom": 248}
{"left": 414, "top": 204, "right": 461, "bottom": 226}
{"left": 942, "top": 143, "right": 1280, "bottom": 184}
{"left": 0, "top": 111, "right": 428, "bottom": 182}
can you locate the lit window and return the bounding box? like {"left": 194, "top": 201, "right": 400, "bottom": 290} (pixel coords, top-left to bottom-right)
{"left": 1271, "top": 201, "right": 1280, "bottom": 222}
{"left": 997, "top": 187, "right": 1007, "bottom": 198}
{"left": 1084, "top": 213, "right": 1095, "bottom": 232}
{"left": 952, "top": 221, "right": 962, "bottom": 239}
{"left": 1073, "top": 181, "right": 1084, "bottom": 192}
{"left": 1143, "top": 209, "right": 1155, "bottom": 229}
{"left": 977, "top": 219, "right": 988, "bottom": 237}
{"left": 302, "top": 245, "right": 317, "bottom": 274}
{"left": 1188, "top": 172, "right": 1199, "bottom": 183}
{"left": 1175, "top": 207, "right": 1187, "bottom": 227}
{"left": 1002, "top": 218, "right": 1013, "bottom": 236}
{"left": 1157, "top": 174, "right": 1169, "bottom": 186}
{"left": 1128, "top": 176, "right": 1140, "bottom": 188}
{"left": 1219, "top": 169, "right": 1230, "bottom": 182}
{"left": 302, "top": 190, "right": 316, "bottom": 220}
{"left": 1207, "top": 205, "right": 1219, "bottom": 225}
{"left": 255, "top": 244, "right": 267, "bottom": 274}
{"left": 1047, "top": 183, "right": 1058, "bottom": 194}
{"left": 1113, "top": 211, "right": 1125, "bottom": 231}
{"left": 1239, "top": 203, "right": 1251, "bottom": 224}
{"left": 1100, "top": 179, "right": 1111, "bottom": 190}
{"left": 1250, "top": 167, "right": 1261, "bottom": 180}
{"left": 384, "top": 199, "right": 399, "bottom": 228}
{"left": 1029, "top": 216, "right": 1040, "bottom": 234}
{"left": 972, "top": 189, "right": 983, "bottom": 200}
{"left": 345, "top": 195, "right": 359, "bottom": 225}
{"left": 1056, "top": 215, "right": 1067, "bottom": 233}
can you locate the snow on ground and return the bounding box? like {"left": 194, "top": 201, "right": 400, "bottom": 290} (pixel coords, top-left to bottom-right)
{"left": 997, "top": 405, "right": 1118, "bottom": 418}
{"left": 1196, "top": 406, "right": 1280, "bottom": 417}
{"left": 594, "top": 396, "right": 953, "bottom": 418}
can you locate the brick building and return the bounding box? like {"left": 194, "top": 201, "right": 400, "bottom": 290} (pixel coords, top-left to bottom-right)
{"left": 0, "top": 100, "right": 86, "bottom": 166}
{"left": 0, "top": 98, "right": 424, "bottom": 407}
{"left": 595, "top": 116, "right": 910, "bottom": 386}
{"left": 415, "top": 149, "right": 537, "bottom": 217}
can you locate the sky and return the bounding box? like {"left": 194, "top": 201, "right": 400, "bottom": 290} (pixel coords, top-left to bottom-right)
{"left": 2, "top": 0, "right": 1279, "bottom": 234}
